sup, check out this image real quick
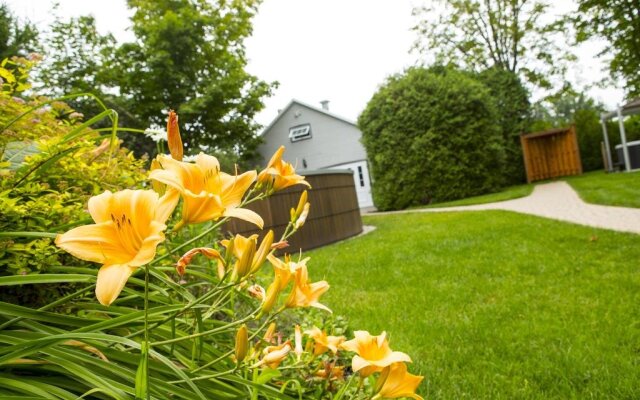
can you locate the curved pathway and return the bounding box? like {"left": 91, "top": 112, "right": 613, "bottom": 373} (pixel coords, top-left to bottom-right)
{"left": 373, "top": 181, "right": 640, "bottom": 235}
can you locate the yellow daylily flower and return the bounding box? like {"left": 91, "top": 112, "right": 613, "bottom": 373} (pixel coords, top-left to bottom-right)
{"left": 285, "top": 264, "right": 330, "bottom": 312}
{"left": 166, "top": 110, "right": 183, "bottom": 161}
{"left": 55, "top": 189, "right": 178, "bottom": 306}
{"left": 304, "top": 327, "right": 345, "bottom": 355}
{"left": 372, "top": 362, "right": 424, "bottom": 400}
{"left": 258, "top": 146, "right": 311, "bottom": 192}
{"left": 340, "top": 331, "right": 411, "bottom": 377}
{"left": 149, "top": 153, "right": 263, "bottom": 228}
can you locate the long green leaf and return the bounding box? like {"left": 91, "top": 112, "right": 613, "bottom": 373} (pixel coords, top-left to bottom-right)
{"left": 0, "top": 274, "right": 93, "bottom": 286}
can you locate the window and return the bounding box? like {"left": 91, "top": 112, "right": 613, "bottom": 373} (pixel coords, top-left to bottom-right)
{"left": 357, "top": 166, "right": 365, "bottom": 187}
{"left": 289, "top": 124, "right": 312, "bottom": 142}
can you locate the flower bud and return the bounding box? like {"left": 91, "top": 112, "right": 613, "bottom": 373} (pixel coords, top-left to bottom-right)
{"left": 235, "top": 324, "right": 249, "bottom": 364}
{"left": 295, "top": 190, "right": 308, "bottom": 219}
{"left": 295, "top": 202, "right": 310, "bottom": 229}
{"left": 167, "top": 110, "right": 183, "bottom": 161}
{"left": 294, "top": 324, "right": 303, "bottom": 361}
{"left": 233, "top": 239, "right": 256, "bottom": 280}
{"left": 247, "top": 284, "right": 266, "bottom": 301}
{"left": 260, "top": 275, "right": 282, "bottom": 315}
{"left": 250, "top": 230, "right": 274, "bottom": 274}
{"left": 263, "top": 322, "right": 277, "bottom": 344}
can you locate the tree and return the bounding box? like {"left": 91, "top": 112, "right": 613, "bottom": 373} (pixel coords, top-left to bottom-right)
{"left": 359, "top": 66, "right": 506, "bottom": 211}
{"left": 530, "top": 87, "right": 606, "bottom": 171}
{"left": 0, "top": 3, "right": 39, "bottom": 60}
{"left": 36, "top": 16, "right": 120, "bottom": 120}
{"left": 572, "top": 0, "right": 640, "bottom": 97}
{"left": 36, "top": 0, "right": 274, "bottom": 163}
{"left": 110, "top": 0, "right": 275, "bottom": 162}
{"left": 412, "top": 0, "right": 573, "bottom": 89}
{"left": 476, "top": 67, "right": 530, "bottom": 183}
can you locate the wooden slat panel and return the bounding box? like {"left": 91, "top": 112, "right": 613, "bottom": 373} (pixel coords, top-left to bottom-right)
{"left": 224, "top": 172, "right": 363, "bottom": 252}
{"left": 521, "top": 126, "right": 583, "bottom": 183}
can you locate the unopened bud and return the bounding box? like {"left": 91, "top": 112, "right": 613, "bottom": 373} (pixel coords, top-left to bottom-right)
{"left": 295, "top": 190, "right": 308, "bottom": 219}
{"left": 167, "top": 110, "right": 183, "bottom": 161}
{"left": 263, "top": 322, "right": 277, "bottom": 344}
{"left": 235, "top": 324, "right": 249, "bottom": 364}
{"left": 233, "top": 239, "right": 256, "bottom": 280}
{"left": 251, "top": 230, "right": 274, "bottom": 274}
{"left": 260, "top": 275, "right": 281, "bottom": 315}
{"left": 248, "top": 284, "right": 266, "bottom": 301}
{"left": 295, "top": 202, "right": 310, "bottom": 229}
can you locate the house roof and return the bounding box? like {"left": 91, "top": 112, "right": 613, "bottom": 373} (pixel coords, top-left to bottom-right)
{"left": 601, "top": 98, "right": 640, "bottom": 120}
{"left": 259, "top": 99, "right": 358, "bottom": 137}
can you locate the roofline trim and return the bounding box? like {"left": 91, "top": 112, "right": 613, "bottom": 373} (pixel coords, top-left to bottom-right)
{"left": 259, "top": 99, "right": 358, "bottom": 137}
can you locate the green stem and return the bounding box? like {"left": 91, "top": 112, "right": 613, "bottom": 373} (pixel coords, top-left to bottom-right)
{"left": 144, "top": 264, "right": 150, "bottom": 400}
{"left": 152, "top": 307, "right": 260, "bottom": 347}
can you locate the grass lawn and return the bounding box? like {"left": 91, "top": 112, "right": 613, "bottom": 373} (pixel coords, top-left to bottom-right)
{"left": 422, "top": 184, "right": 534, "bottom": 208}
{"left": 308, "top": 211, "right": 640, "bottom": 399}
{"left": 566, "top": 170, "right": 640, "bottom": 208}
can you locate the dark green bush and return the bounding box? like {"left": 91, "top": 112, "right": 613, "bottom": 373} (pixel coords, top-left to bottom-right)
{"left": 476, "top": 67, "right": 530, "bottom": 184}
{"left": 359, "top": 67, "right": 506, "bottom": 211}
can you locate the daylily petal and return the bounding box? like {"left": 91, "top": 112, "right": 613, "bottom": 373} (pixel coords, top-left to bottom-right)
{"left": 149, "top": 168, "right": 188, "bottom": 193}
{"left": 224, "top": 207, "right": 264, "bottom": 229}
{"left": 96, "top": 264, "right": 136, "bottom": 306}
{"left": 156, "top": 188, "right": 180, "bottom": 224}
{"left": 221, "top": 170, "right": 256, "bottom": 207}
{"left": 128, "top": 222, "right": 166, "bottom": 267}
{"left": 56, "top": 222, "right": 132, "bottom": 265}
{"left": 88, "top": 191, "right": 114, "bottom": 223}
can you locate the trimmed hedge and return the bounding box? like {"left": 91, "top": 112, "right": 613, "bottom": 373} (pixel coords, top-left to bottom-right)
{"left": 359, "top": 67, "right": 506, "bottom": 211}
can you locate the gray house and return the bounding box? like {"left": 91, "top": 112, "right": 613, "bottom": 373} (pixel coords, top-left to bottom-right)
{"left": 258, "top": 99, "right": 373, "bottom": 208}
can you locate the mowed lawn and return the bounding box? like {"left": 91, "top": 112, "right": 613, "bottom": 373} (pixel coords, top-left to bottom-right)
{"left": 308, "top": 211, "right": 640, "bottom": 399}
{"left": 566, "top": 170, "right": 640, "bottom": 208}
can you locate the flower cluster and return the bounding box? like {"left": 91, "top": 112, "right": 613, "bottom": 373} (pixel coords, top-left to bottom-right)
{"left": 54, "top": 111, "right": 423, "bottom": 398}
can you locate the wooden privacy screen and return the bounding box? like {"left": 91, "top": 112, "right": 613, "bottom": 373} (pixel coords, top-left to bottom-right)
{"left": 224, "top": 170, "right": 363, "bottom": 252}
{"left": 520, "top": 126, "right": 582, "bottom": 183}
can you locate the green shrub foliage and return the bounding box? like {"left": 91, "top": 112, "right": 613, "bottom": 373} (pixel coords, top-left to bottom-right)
{"left": 359, "top": 67, "right": 506, "bottom": 210}
{"left": 476, "top": 67, "right": 530, "bottom": 184}
{"left": 0, "top": 63, "right": 147, "bottom": 279}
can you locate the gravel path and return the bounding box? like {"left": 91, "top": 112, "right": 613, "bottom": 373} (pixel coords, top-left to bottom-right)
{"left": 372, "top": 181, "right": 640, "bottom": 235}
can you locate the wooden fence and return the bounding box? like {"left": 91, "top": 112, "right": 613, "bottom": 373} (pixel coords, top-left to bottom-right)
{"left": 224, "top": 170, "right": 363, "bottom": 252}
{"left": 520, "top": 126, "right": 582, "bottom": 183}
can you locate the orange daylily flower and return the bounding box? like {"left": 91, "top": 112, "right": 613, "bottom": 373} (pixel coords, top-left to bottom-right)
{"left": 149, "top": 153, "right": 263, "bottom": 228}
{"left": 55, "top": 189, "right": 178, "bottom": 305}
{"left": 167, "top": 110, "right": 183, "bottom": 161}
{"left": 372, "top": 362, "right": 424, "bottom": 400}
{"left": 253, "top": 341, "right": 291, "bottom": 369}
{"left": 285, "top": 263, "right": 330, "bottom": 312}
{"left": 340, "top": 331, "right": 411, "bottom": 377}
{"left": 305, "top": 327, "right": 345, "bottom": 355}
{"left": 258, "top": 146, "right": 310, "bottom": 192}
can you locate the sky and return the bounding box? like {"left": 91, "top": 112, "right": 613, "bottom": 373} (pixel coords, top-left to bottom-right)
{"left": 5, "top": 0, "right": 625, "bottom": 127}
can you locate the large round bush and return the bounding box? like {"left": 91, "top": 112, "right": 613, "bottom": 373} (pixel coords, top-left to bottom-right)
{"left": 359, "top": 67, "right": 506, "bottom": 211}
